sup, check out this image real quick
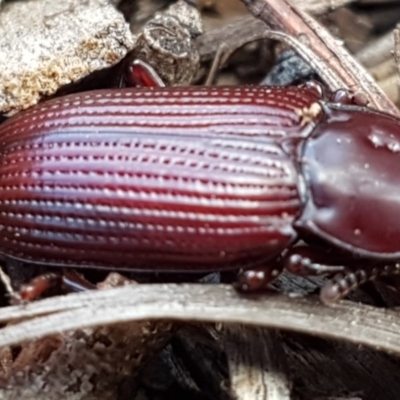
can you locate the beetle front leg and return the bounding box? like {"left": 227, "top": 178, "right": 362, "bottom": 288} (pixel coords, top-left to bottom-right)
{"left": 298, "top": 82, "right": 369, "bottom": 107}
{"left": 330, "top": 88, "right": 368, "bottom": 106}
{"left": 282, "top": 246, "right": 400, "bottom": 304}
{"left": 320, "top": 264, "right": 400, "bottom": 304}
{"left": 283, "top": 245, "right": 368, "bottom": 303}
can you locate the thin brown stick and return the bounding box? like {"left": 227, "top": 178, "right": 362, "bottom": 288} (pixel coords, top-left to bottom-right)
{"left": 392, "top": 28, "right": 400, "bottom": 104}
{"left": 240, "top": 0, "right": 399, "bottom": 116}
{"left": 294, "top": 0, "right": 356, "bottom": 15}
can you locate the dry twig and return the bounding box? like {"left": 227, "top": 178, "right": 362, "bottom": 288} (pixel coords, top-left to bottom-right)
{"left": 239, "top": 0, "right": 400, "bottom": 115}
{"left": 0, "top": 284, "right": 400, "bottom": 356}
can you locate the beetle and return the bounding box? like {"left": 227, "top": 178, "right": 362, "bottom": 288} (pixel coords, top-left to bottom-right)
{"left": 0, "top": 72, "right": 399, "bottom": 303}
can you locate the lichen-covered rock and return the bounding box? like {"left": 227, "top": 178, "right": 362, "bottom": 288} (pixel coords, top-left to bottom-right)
{"left": 131, "top": 0, "right": 203, "bottom": 86}
{"left": 0, "top": 0, "right": 135, "bottom": 115}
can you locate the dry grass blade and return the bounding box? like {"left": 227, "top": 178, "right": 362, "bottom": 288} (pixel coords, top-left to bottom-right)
{"left": 0, "top": 284, "right": 399, "bottom": 355}
{"left": 392, "top": 28, "right": 400, "bottom": 99}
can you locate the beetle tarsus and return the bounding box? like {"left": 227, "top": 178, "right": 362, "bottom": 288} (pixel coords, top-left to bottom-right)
{"left": 320, "top": 264, "right": 400, "bottom": 304}
{"left": 235, "top": 262, "right": 283, "bottom": 292}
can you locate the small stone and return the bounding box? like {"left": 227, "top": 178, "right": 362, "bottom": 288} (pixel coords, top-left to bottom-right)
{"left": 0, "top": 0, "right": 135, "bottom": 115}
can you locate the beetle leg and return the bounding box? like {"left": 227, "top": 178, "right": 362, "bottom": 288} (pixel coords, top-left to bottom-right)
{"left": 320, "top": 264, "right": 400, "bottom": 304}
{"left": 299, "top": 80, "right": 324, "bottom": 99}
{"left": 120, "top": 59, "right": 166, "bottom": 88}
{"left": 235, "top": 259, "right": 284, "bottom": 292}
{"left": 296, "top": 83, "right": 368, "bottom": 106}
{"left": 283, "top": 245, "right": 346, "bottom": 276}
{"left": 330, "top": 88, "right": 368, "bottom": 106}
{"left": 61, "top": 269, "right": 97, "bottom": 292}
{"left": 18, "top": 270, "right": 96, "bottom": 302}
{"left": 18, "top": 273, "right": 62, "bottom": 302}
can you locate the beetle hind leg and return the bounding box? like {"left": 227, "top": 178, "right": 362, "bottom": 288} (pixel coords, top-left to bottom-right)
{"left": 17, "top": 269, "right": 96, "bottom": 302}
{"left": 120, "top": 59, "right": 166, "bottom": 88}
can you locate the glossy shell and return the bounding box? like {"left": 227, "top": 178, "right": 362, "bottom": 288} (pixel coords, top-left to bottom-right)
{"left": 0, "top": 86, "right": 321, "bottom": 271}
{"left": 297, "top": 103, "right": 400, "bottom": 259}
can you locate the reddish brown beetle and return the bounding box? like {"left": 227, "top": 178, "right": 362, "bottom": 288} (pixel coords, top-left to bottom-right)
{"left": 0, "top": 68, "right": 399, "bottom": 303}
